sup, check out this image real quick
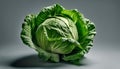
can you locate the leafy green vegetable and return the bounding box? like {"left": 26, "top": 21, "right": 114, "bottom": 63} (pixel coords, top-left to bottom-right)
{"left": 21, "top": 4, "right": 96, "bottom": 64}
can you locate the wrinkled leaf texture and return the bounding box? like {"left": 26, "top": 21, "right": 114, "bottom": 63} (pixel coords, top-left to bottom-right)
{"left": 21, "top": 4, "right": 96, "bottom": 64}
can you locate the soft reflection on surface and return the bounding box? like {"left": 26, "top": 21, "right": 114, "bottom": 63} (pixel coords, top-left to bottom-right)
{"left": 11, "top": 54, "right": 89, "bottom": 67}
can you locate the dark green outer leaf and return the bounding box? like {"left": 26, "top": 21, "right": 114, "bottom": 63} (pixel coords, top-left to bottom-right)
{"left": 21, "top": 14, "right": 36, "bottom": 49}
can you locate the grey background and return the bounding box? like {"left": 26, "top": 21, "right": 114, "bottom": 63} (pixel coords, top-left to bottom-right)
{"left": 0, "top": 0, "right": 120, "bottom": 69}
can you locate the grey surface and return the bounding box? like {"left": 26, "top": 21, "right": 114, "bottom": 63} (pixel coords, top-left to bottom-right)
{"left": 0, "top": 43, "right": 120, "bottom": 69}
{"left": 0, "top": 0, "right": 120, "bottom": 69}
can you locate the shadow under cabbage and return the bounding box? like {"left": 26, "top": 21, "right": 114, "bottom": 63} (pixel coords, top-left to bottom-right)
{"left": 11, "top": 54, "right": 90, "bottom": 67}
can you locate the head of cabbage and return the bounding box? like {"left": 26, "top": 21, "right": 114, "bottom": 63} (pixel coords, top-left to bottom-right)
{"left": 21, "top": 4, "right": 96, "bottom": 65}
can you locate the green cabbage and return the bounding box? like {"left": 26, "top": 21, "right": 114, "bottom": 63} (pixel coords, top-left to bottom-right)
{"left": 21, "top": 4, "right": 96, "bottom": 65}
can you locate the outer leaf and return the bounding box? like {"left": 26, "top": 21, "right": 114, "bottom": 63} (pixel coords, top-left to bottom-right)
{"left": 36, "top": 4, "right": 64, "bottom": 29}
{"left": 21, "top": 14, "right": 36, "bottom": 49}
{"left": 36, "top": 46, "right": 59, "bottom": 62}
{"left": 63, "top": 51, "right": 84, "bottom": 61}
{"left": 79, "top": 18, "right": 96, "bottom": 52}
